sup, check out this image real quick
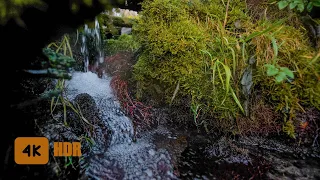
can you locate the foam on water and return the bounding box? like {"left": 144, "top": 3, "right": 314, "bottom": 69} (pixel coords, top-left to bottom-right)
{"left": 65, "top": 72, "right": 177, "bottom": 179}
{"left": 66, "top": 72, "right": 134, "bottom": 146}
{"left": 81, "top": 18, "right": 104, "bottom": 72}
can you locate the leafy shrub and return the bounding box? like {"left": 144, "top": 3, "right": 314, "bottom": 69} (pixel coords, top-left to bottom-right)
{"left": 105, "top": 34, "right": 140, "bottom": 56}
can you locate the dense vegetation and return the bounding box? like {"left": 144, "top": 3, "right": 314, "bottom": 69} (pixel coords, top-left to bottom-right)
{"left": 1, "top": 0, "right": 319, "bottom": 179}
{"left": 111, "top": 0, "right": 320, "bottom": 138}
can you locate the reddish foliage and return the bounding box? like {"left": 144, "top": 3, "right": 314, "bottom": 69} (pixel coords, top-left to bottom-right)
{"left": 110, "top": 75, "right": 153, "bottom": 133}
{"left": 104, "top": 52, "right": 133, "bottom": 77}
{"left": 236, "top": 99, "right": 281, "bottom": 136}
{"left": 295, "top": 108, "right": 320, "bottom": 146}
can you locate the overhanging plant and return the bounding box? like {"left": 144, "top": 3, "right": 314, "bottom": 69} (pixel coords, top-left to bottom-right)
{"left": 278, "top": 0, "right": 320, "bottom": 12}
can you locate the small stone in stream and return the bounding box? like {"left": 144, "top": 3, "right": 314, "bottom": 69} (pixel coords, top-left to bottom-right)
{"left": 202, "top": 175, "right": 210, "bottom": 180}
{"left": 145, "top": 169, "right": 153, "bottom": 177}
{"left": 149, "top": 149, "right": 156, "bottom": 156}
{"left": 135, "top": 171, "right": 141, "bottom": 176}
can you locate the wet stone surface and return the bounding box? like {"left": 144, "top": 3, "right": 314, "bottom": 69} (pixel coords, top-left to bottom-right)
{"left": 178, "top": 136, "right": 320, "bottom": 180}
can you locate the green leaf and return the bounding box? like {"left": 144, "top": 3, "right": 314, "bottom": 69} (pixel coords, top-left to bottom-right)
{"left": 244, "top": 20, "right": 283, "bottom": 42}
{"left": 230, "top": 88, "right": 245, "bottom": 114}
{"left": 278, "top": 1, "right": 289, "bottom": 9}
{"left": 83, "top": 0, "right": 93, "bottom": 6}
{"left": 280, "top": 67, "right": 294, "bottom": 79}
{"left": 289, "top": 2, "right": 298, "bottom": 9}
{"left": 307, "top": 2, "right": 313, "bottom": 12}
{"left": 312, "top": 0, "right": 320, "bottom": 7}
{"left": 270, "top": 36, "right": 278, "bottom": 58}
{"left": 275, "top": 71, "right": 287, "bottom": 83}
{"left": 297, "top": 3, "right": 305, "bottom": 12}
{"left": 265, "top": 64, "right": 279, "bottom": 76}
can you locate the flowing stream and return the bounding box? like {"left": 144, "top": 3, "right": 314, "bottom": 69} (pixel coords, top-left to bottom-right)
{"left": 65, "top": 72, "right": 177, "bottom": 180}
{"left": 81, "top": 18, "right": 104, "bottom": 72}
{"left": 64, "top": 20, "right": 178, "bottom": 179}
{"left": 56, "top": 16, "right": 320, "bottom": 180}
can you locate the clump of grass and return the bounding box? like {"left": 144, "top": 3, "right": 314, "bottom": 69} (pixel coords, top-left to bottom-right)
{"left": 48, "top": 35, "right": 95, "bottom": 134}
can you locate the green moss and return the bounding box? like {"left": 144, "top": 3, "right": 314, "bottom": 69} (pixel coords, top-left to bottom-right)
{"left": 133, "top": 0, "right": 248, "bottom": 122}
{"left": 132, "top": 0, "right": 319, "bottom": 134}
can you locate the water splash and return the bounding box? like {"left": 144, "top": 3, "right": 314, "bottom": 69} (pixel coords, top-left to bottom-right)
{"left": 65, "top": 72, "right": 134, "bottom": 147}
{"left": 65, "top": 72, "right": 177, "bottom": 179}
{"left": 80, "top": 18, "right": 104, "bottom": 72}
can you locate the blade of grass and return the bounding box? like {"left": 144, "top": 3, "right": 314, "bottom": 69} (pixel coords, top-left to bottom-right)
{"left": 244, "top": 20, "right": 283, "bottom": 42}
{"left": 212, "top": 60, "right": 218, "bottom": 89}
{"left": 170, "top": 81, "right": 180, "bottom": 104}
{"left": 217, "top": 62, "right": 225, "bottom": 89}
{"left": 269, "top": 35, "right": 278, "bottom": 65}
{"left": 65, "top": 35, "right": 73, "bottom": 57}
{"left": 228, "top": 46, "right": 236, "bottom": 77}
{"left": 242, "top": 42, "right": 246, "bottom": 64}
{"left": 230, "top": 88, "right": 245, "bottom": 114}
{"left": 60, "top": 96, "right": 67, "bottom": 126}
{"left": 220, "top": 62, "right": 231, "bottom": 104}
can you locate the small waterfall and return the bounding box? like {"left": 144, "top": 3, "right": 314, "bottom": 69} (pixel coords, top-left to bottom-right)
{"left": 67, "top": 16, "right": 177, "bottom": 179}
{"left": 65, "top": 72, "right": 134, "bottom": 147}
{"left": 65, "top": 72, "right": 177, "bottom": 179}
{"left": 80, "top": 18, "right": 104, "bottom": 72}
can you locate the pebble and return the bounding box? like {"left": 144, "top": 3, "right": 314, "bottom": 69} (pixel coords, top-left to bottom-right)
{"left": 145, "top": 169, "right": 153, "bottom": 177}
{"left": 135, "top": 171, "right": 141, "bottom": 176}
{"left": 160, "top": 154, "right": 167, "bottom": 159}
{"left": 202, "top": 175, "right": 210, "bottom": 180}
{"left": 149, "top": 149, "right": 156, "bottom": 156}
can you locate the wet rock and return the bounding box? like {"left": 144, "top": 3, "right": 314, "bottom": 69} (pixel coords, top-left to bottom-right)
{"left": 153, "top": 130, "right": 188, "bottom": 167}
{"left": 73, "top": 93, "right": 100, "bottom": 123}
{"left": 178, "top": 135, "right": 320, "bottom": 179}
{"left": 41, "top": 121, "right": 81, "bottom": 179}
{"left": 69, "top": 93, "right": 111, "bottom": 150}
{"left": 83, "top": 142, "right": 178, "bottom": 180}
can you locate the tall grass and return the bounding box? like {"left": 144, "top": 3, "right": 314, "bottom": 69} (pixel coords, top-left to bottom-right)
{"left": 48, "top": 35, "right": 93, "bottom": 127}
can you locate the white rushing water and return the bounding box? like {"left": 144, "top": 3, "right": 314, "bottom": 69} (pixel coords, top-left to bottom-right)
{"left": 81, "top": 18, "right": 104, "bottom": 72}
{"left": 66, "top": 15, "right": 177, "bottom": 179}
{"left": 65, "top": 72, "right": 177, "bottom": 179}
{"left": 65, "top": 72, "right": 134, "bottom": 146}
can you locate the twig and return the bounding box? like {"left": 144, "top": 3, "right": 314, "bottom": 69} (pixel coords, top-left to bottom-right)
{"left": 223, "top": 0, "right": 230, "bottom": 28}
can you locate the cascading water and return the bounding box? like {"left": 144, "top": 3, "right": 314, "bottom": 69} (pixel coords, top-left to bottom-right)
{"left": 81, "top": 18, "right": 104, "bottom": 72}
{"left": 41, "top": 14, "right": 320, "bottom": 180}
{"left": 65, "top": 17, "right": 178, "bottom": 179}
{"left": 65, "top": 72, "right": 177, "bottom": 179}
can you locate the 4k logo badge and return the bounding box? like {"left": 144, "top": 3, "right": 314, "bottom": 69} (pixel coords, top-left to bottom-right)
{"left": 14, "top": 137, "right": 49, "bottom": 165}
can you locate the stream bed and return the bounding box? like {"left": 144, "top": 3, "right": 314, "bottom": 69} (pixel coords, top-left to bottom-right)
{"left": 42, "top": 71, "right": 320, "bottom": 180}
